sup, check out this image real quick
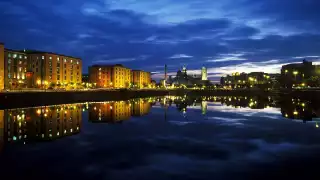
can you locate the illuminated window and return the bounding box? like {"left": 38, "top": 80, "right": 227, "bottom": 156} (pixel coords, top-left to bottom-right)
{"left": 49, "top": 56, "right": 52, "bottom": 60}
{"left": 19, "top": 55, "right": 22, "bottom": 59}
{"left": 24, "top": 56, "right": 27, "bottom": 59}
{"left": 42, "top": 56, "right": 44, "bottom": 59}
{"left": 64, "top": 58, "right": 67, "bottom": 62}
{"left": 57, "top": 57, "right": 60, "bottom": 61}
{"left": 13, "top": 54, "right": 17, "bottom": 58}
{"left": 71, "top": 59, "right": 73, "bottom": 63}
{"left": 8, "top": 53, "right": 11, "bottom": 57}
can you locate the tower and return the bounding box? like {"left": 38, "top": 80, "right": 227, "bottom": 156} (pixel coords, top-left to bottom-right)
{"left": 182, "top": 65, "right": 187, "bottom": 74}
{"left": 164, "top": 64, "right": 168, "bottom": 81}
{"left": 201, "top": 66, "right": 207, "bottom": 81}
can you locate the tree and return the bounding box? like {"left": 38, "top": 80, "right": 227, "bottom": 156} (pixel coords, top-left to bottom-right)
{"left": 50, "top": 82, "right": 56, "bottom": 89}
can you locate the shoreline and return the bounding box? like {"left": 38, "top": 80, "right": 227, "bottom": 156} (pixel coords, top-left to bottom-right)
{"left": 0, "top": 89, "right": 319, "bottom": 109}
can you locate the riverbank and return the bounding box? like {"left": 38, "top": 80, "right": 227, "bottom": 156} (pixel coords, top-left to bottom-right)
{"left": 0, "top": 90, "right": 170, "bottom": 109}
{"left": 1, "top": 89, "right": 320, "bottom": 109}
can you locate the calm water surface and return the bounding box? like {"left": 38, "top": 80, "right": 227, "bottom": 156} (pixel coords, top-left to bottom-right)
{"left": 1, "top": 96, "right": 320, "bottom": 180}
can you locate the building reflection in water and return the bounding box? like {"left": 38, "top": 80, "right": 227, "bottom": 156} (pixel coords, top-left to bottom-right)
{"left": 162, "top": 95, "right": 320, "bottom": 127}
{"left": 88, "top": 98, "right": 155, "bottom": 123}
{"left": 0, "top": 103, "right": 83, "bottom": 152}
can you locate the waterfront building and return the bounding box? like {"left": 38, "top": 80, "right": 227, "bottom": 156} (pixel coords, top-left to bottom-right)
{"left": 131, "top": 70, "right": 151, "bottom": 88}
{"left": 201, "top": 66, "right": 208, "bottom": 81}
{"left": 89, "top": 64, "right": 131, "bottom": 88}
{"left": 281, "top": 60, "right": 320, "bottom": 88}
{"left": 220, "top": 72, "right": 280, "bottom": 89}
{"left": 0, "top": 43, "right": 82, "bottom": 90}
{"left": 26, "top": 50, "right": 82, "bottom": 89}
{"left": 3, "top": 48, "right": 29, "bottom": 89}
{"left": 167, "top": 65, "right": 210, "bottom": 86}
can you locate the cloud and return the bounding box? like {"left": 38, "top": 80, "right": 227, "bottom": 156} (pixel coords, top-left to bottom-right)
{"left": 169, "top": 54, "right": 193, "bottom": 59}
{"left": 93, "top": 58, "right": 137, "bottom": 64}
{"left": 0, "top": 0, "right": 320, "bottom": 81}
{"left": 207, "top": 53, "right": 248, "bottom": 62}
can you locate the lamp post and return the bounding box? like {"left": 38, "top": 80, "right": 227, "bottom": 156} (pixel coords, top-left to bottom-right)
{"left": 293, "top": 71, "right": 298, "bottom": 86}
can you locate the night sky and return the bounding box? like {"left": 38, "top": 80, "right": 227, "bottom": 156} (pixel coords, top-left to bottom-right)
{"left": 0, "top": 0, "right": 320, "bottom": 82}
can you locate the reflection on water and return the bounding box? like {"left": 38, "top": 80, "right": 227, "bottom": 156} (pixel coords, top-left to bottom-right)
{"left": 1, "top": 96, "right": 320, "bottom": 179}
{"left": 161, "top": 95, "right": 320, "bottom": 125}
{"left": 1, "top": 95, "right": 319, "bottom": 152}
{"left": 0, "top": 98, "right": 157, "bottom": 152}
{"left": 89, "top": 98, "right": 152, "bottom": 123}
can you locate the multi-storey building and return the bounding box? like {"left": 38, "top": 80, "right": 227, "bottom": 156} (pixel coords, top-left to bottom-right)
{"left": 220, "top": 72, "right": 280, "bottom": 89}
{"left": 131, "top": 70, "right": 151, "bottom": 88}
{"left": 281, "top": 60, "right": 320, "bottom": 88}
{"left": 89, "top": 64, "right": 131, "bottom": 88}
{"left": 3, "top": 49, "right": 29, "bottom": 89}
{"left": 0, "top": 43, "right": 82, "bottom": 90}
{"left": 26, "top": 51, "right": 82, "bottom": 88}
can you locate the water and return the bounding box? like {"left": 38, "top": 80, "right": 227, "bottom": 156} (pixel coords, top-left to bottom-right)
{"left": 1, "top": 95, "right": 320, "bottom": 180}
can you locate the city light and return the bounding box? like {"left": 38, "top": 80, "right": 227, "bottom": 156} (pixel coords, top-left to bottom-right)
{"left": 293, "top": 71, "right": 298, "bottom": 75}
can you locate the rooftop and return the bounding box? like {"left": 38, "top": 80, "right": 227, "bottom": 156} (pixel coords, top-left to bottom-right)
{"left": 91, "top": 64, "right": 129, "bottom": 68}
{"left": 4, "top": 48, "right": 80, "bottom": 59}
{"left": 22, "top": 50, "right": 80, "bottom": 59}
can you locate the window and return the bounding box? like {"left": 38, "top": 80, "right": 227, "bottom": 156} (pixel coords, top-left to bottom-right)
{"left": 76, "top": 61, "right": 79, "bottom": 65}
{"left": 24, "top": 56, "right": 27, "bottom": 59}
{"left": 36, "top": 68, "right": 38, "bottom": 72}
{"left": 19, "top": 55, "right": 22, "bottom": 59}
{"left": 42, "top": 56, "right": 44, "bottom": 60}
{"left": 49, "top": 56, "right": 52, "bottom": 60}
{"left": 70, "top": 60, "right": 73, "bottom": 63}
{"left": 57, "top": 57, "right": 60, "bottom": 61}
{"left": 8, "top": 59, "right": 11, "bottom": 64}
{"left": 64, "top": 58, "right": 67, "bottom": 62}
{"left": 13, "top": 54, "right": 17, "bottom": 58}
{"left": 64, "top": 64, "right": 66, "bottom": 68}
{"left": 8, "top": 53, "right": 11, "bottom": 57}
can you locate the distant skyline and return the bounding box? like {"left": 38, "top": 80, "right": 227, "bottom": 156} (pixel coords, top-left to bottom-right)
{"left": 0, "top": 0, "right": 320, "bottom": 82}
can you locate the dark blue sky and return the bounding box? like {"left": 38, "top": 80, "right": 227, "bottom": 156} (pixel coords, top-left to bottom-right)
{"left": 0, "top": 0, "right": 320, "bottom": 82}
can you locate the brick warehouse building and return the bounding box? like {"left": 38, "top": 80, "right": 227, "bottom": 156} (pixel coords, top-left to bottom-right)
{"left": 89, "top": 64, "right": 131, "bottom": 89}
{"left": 0, "top": 43, "right": 82, "bottom": 90}
{"left": 131, "top": 70, "right": 151, "bottom": 89}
